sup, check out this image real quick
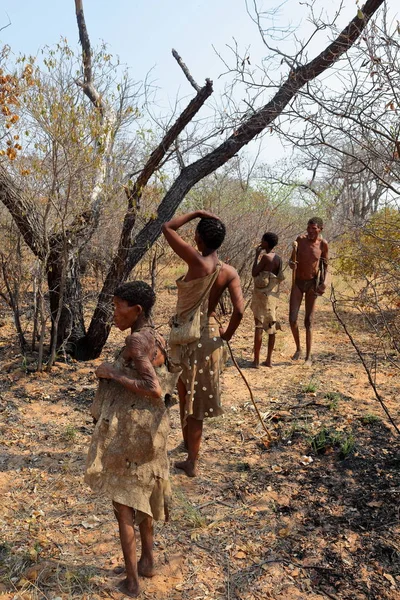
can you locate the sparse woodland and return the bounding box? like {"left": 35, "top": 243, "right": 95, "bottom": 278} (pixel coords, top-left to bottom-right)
{"left": 1, "top": 0, "right": 399, "bottom": 598}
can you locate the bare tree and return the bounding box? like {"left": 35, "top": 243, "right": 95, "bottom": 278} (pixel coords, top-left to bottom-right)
{"left": 0, "top": 0, "right": 385, "bottom": 360}
{"left": 261, "top": 4, "right": 400, "bottom": 223}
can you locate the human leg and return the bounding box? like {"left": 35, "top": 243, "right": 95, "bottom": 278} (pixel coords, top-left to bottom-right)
{"left": 177, "top": 377, "right": 188, "bottom": 449}
{"left": 289, "top": 284, "right": 303, "bottom": 359}
{"left": 113, "top": 501, "right": 140, "bottom": 597}
{"left": 175, "top": 416, "right": 203, "bottom": 477}
{"left": 304, "top": 289, "right": 318, "bottom": 363}
{"left": 264, "top": 333, "right": 276, "bottom": 367}
{"left": 138, "top": 516, "right": 155, "bottom": 577}
{"left": 253, "top": 318, "right": 263, "bottom": 367}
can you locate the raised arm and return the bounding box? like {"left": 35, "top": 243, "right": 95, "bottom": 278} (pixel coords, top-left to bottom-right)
{"left": 219, "top": 268, "right": 244, "bottom": 342}
{"left": 162, "top": 210, "right": 218, "bottom": 265}
{"left": 95, "top": 332, "right": 162, "bottom": 399}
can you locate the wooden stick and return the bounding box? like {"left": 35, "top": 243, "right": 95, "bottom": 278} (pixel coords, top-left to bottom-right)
{"left": 225, "top": 338, "right": 273, "bottom": 442}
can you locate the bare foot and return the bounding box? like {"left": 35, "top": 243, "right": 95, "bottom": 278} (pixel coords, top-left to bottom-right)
{"left": 304, "top": 356, "right": 313, "bottom": 366}
{"left": 251, "top": 362, "right": 260, "bottom": 369}
{"left": 113, "top": 565, "right": 125, "bottom": 575}
{"left": 117, "top": 578, "right": 140, "bottom": 598}
{"left": 175, "top": 459, "right": 198, "bottom": 477}
{"left": 292, "top": 350, "right": 302, "bottom": 360}
{"left": 262, "top": 360, "right": 272, "bottom": 368}
{"left": 138, "top": 556, "right": 155, "bottom": 578}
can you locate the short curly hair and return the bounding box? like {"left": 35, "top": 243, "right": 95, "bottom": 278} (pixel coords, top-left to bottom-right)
{"left": 114, "top": 281, "right": 156, "bottom": 317}
{"left": 308, "top": 217, "right": 323, "bottom": 229}
{"left": 196, "top": 217, "right": 226, "bottom": 250}
{"left": 262, "top": 232, "right": 279, "bottom": 249}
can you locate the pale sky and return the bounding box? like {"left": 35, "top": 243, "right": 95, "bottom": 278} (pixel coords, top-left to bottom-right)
{"left": 0, "top": 1, "right": 377, "bottom": 166}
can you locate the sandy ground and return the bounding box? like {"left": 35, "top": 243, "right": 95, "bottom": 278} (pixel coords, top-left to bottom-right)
{"left": 1, "top": 284, "right": 399, "bottom": 599}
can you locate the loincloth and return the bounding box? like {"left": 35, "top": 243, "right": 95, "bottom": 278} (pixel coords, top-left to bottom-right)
{"left": 251, "top": 280, "right": 281, "bottom": 335}
{"left": 295, "top": 277, "right": 317, "bottom": 294}
{"left": 179, "top": 316, "right": 227, "bottom": 423}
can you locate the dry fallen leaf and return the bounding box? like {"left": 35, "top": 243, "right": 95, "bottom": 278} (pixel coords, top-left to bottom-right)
{"left": 383, "top": 573, "right": 396, "bottom": 587}
{"left": 278, "top": 527, "right": 291, "bottom": 538}
{"left": 271, "top": 465, "right": 283, "bottom": 473}
{"left": 81, "top": 515, "right": 101, "bottom": 529}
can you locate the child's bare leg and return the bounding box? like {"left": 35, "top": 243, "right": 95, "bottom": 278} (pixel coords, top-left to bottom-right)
{"left": 252, "top": 320, "right": 263, "bottom": 367}
{"left": 264, "top": 333, "right": 275, "bottom": 367}
{"left": 177, "top": 378, "right": 188, "bottom": 449}
{"left": 138, "top": 516, "right": 155, "bottom": 577}
{"left": 113, "top": 502, "right": 140, "bottom": 597}
{"left": 175, "top": 416, "right": 203, "bottom": 477}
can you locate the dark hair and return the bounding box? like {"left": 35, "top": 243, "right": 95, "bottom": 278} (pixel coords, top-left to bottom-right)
{"left": 262, "top": 232, "right": 279, "bottom": 249}
{"left": 308, "top": 217, "right": 323, "bottom": 229}
{"left": 196, "top": 217, "right": 226, "bottom": 250}
{"left": 114, "top": 281, "right": 156, "bottom": 317}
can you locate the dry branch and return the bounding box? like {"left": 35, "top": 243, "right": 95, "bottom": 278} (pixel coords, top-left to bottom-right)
{"left": 123, "top": 0, "right": 385, "bottom": 273}
{"left": 74, "top": 0, "right": 116, "bottom": 220}
{"left": 0, "top": 166, "right": 44, "bottom": 258}
{"left": 81, "top": 76, "right": 213, "bottom": 358}
{"left": 331, "top": 285, "right": 400, "bottom": 436}
{"left": 172, "top": 48, "right": 202, "bottom": 92}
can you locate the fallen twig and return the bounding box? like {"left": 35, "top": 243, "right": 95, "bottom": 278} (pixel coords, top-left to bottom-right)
{"left": 287, "top": 400, "right": 329, "bottom": 410}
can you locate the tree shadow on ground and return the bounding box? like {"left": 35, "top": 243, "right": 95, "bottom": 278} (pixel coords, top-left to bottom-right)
{"left": 231, "top": 419, "right": 400, "bottom": 599}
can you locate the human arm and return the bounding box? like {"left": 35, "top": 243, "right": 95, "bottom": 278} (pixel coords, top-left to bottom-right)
{"left": 316, "top": 240, "right": 329, "bottom": 295}
{"left": 288, "top": 238, "right": 300, "bottom": 270}
{"left": 219, "top": 269, "right": 244, "bottom": 342}
{"left": 162, "top": 210, "right": 218, "bottom": 264}
{"left": 95, "top": 332, "right": 162, "bottom": 399}
{"left": 252, "top": 247, "right": 267, "bottom": 277}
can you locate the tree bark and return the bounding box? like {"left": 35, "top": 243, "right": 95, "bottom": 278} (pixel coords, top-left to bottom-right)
{"left": 47, "top": 239, "right": 86, "bottom": 354}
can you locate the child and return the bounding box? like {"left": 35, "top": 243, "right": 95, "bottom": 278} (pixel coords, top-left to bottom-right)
{"left": 251, "top": 232, "right": 284, "bottom": 367}
{"left": 85, "top": 281, "right": 177, "bottom": 597}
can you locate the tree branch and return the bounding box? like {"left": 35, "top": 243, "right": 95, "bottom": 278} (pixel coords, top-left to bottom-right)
{"left": 74, "top": 0, "right": 116, "bottom": 228}
{"left": 0, "top": 166, "right": 44, "bottom": 259}
{"left": 331, "top": 285, "right": 400, "bottom": 436}
{"left": 81, "top": 78, "right": 213, "bottom": 358}
{"left": 74, "top": 0, "right": 101, "bottom": 108}
{"left": 172, "top": 48, "right": 202, "bottom": 92}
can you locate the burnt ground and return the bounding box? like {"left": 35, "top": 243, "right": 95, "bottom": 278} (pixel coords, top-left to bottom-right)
{"left": 0, "top": 285, "right": 399, "bottom": 600}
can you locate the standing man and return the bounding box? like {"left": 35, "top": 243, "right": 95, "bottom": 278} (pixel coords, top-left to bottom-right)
{"left": 162, "top": 211, "right": 244, "bottom": 477}
{"left": 289, "top": 217, "right": 328, "bottom": 364}
{"left": 251, "top": 232, "right": 284, "bottom": 368}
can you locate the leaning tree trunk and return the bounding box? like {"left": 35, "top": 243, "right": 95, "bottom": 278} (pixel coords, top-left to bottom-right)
{"left": 47, "top": 237, "right": 86, "bottom": 355}
{"left": 75, "top": 0, "right": 384, "bottom": 361}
